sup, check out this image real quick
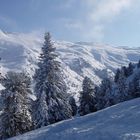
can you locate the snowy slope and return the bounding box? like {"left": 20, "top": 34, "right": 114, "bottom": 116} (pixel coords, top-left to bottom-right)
{"left": 1, "top": 30, "right": 140, "bottom": 97}
{"left": 0, "top": 30, "right": 41, "bottom": 75}
{"left": 9, "top": 98, "right": 140, "bottom": 140}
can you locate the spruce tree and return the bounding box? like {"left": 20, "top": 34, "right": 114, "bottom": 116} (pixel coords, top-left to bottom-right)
{"left": 69, "top": 96, "right": 77, "bottom": 116}
{"left": 127, "top": 62, "right": 133, "bottom": 76}
{"left": 0, "top": 72, "right": 33, "bottom": 139}
{"left": 137, "top": 60, "right": 140, "bottom": 68}
{"left": 78, "top": 77, "right": 97, "bottom": 116}
{"left": 115, "top": 68, "right": 128, "bottom": 103}
{"left": 96, "top": 78, "right": 113, "bottom": 110}
{"left": 114, "top": 68, "right": 121, "bottom": 83}
{"left": 128, "top": 72, "right": 140, "bottom": 98}
{"left": 34, "top": 32, "right": 72, "bottom": 128}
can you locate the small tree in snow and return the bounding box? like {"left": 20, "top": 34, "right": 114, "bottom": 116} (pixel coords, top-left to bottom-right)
{"left": 115, "top": 69, "right": 128, "bottom": 103}
{"left": 96, "top": 78, "right": 113, "bottom": 110}
{"left": 137, "top": 60, "right": 140, "bottom": 68}
{"left": 128, "top": 72, "right": 140, "bottom": 98}
{"left": 127, "top": 62, "right": 133, "bottom": 76}
{"left": 114, "top": 68, "right": 121, "bottom": 83}
{"left": 69, "top": 96, "right": 77, "bottom": 116}
{"left": 79, "top": 77, "right": 97, "bottom": 116}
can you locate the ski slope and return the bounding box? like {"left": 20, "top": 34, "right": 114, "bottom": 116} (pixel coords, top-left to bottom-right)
{"left": 10, "top": 98, "right": 140, "bottom": 140}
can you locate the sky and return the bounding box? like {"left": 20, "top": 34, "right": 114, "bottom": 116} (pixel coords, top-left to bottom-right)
{"left": 0, "top": 0, "right": 140, "bottom": 47}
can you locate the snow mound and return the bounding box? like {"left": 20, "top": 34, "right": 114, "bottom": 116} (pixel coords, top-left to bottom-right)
{"left": 9, "top": 98, "right": 140, "bottom": 140}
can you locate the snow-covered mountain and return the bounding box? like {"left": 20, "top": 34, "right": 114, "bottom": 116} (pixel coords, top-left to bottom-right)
{"left": 9, "top": 98, "right": 140, "bottom": 140}
{"left": 0, "top": 30, "right": 140, "bottom": 98}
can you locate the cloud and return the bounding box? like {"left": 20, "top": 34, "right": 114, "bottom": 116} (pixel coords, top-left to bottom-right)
{"left": 84, "top": 0, "right": 134, "bottom": 41}
{"left": 64, "top": 0, "right": 134, "bottom": 41}
{"left": 28, "top": 0, "right": 137, "bottom": 42}
{"left": 90, "top": 0, "right": 133, "bottom": 23}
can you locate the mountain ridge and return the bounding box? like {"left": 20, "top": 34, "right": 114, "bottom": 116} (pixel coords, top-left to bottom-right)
{"left": 0, "top": 31, "right": 140, "bottom": 98}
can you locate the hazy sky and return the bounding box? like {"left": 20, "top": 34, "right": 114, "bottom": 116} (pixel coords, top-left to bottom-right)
{"left": 0, "top": 0, "right": 140, "bottom": 46}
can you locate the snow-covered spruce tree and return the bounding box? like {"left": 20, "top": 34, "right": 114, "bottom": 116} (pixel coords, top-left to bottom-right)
{"left": 115, "top": 66, "right": 129, "bottom": 82}
{"left": 128, "top": 71, "right": 140, "bottom": 98}
{"left": 114, "top": 68, "right": 121, "bottom": 83}
{"left": 137, "top": 60, "right": 140, "bottom": 68}
{"left": 69, "top": 96, "right": 77, "bottom": 116}
{"left": 114, "top": 68, "right": 128, "bottom": 103}
{"left": 0, "top": 72, "right": 33, "bottom": 139}
{"left": 122, "top": 66, "right": 128, "bottom": 77}
{"left": 96, "top": 78, "right": 113, "bottom": 110}
{"left": 78, "top": 77, "right": 97, "bottom": 116}
{"left": 127, "top": 62, "right": 133, "bottom": 76}
{"left": 33, "top": 32, "right": 72, "bottom": 128}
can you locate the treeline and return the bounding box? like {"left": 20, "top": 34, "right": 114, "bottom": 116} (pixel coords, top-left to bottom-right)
{"left": 0, "top": 32, "right": 140, "bottom": 139}
{"left": 79, "top": 60, "right": 140, "bottom": 115}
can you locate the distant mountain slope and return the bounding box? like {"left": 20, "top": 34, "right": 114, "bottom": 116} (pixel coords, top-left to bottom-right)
{"left": 9, "top": 98, "right": 140, "bottom": 140}
{"left": 0, "top": 30, "right": 140, "bottom": 97}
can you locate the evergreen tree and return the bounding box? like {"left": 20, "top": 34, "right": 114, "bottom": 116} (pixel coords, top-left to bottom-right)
{"left": 69, "top": 96, "right": 77, "bottom": 116}
{"left": 34, "top": 32, "right": 72, "bottom": 128}
{"left": 96, "top": 78, "right": 113, "bottom": 110}
{"left": 127, "top": 62, "right": 133, "bottom": 76}
{"left": 115, "top": 69, "right": 128, "bottom": 103}
{"left": 122, "top": 66, "right": 128, "bottom": 77}
{"left": 137, "top": 60, "right": 140, "bottom": 68}
{"left": 114, "top": 68, "right": 121, "bottom": 83}
{"left": 128, "top": 72, "right": 140, "bottom": 98}
{"left": 78, "top": 77, "right": 97, "bottom": 116}
{"left": 0, "top": 72, "right": 33, "bottom": 139}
